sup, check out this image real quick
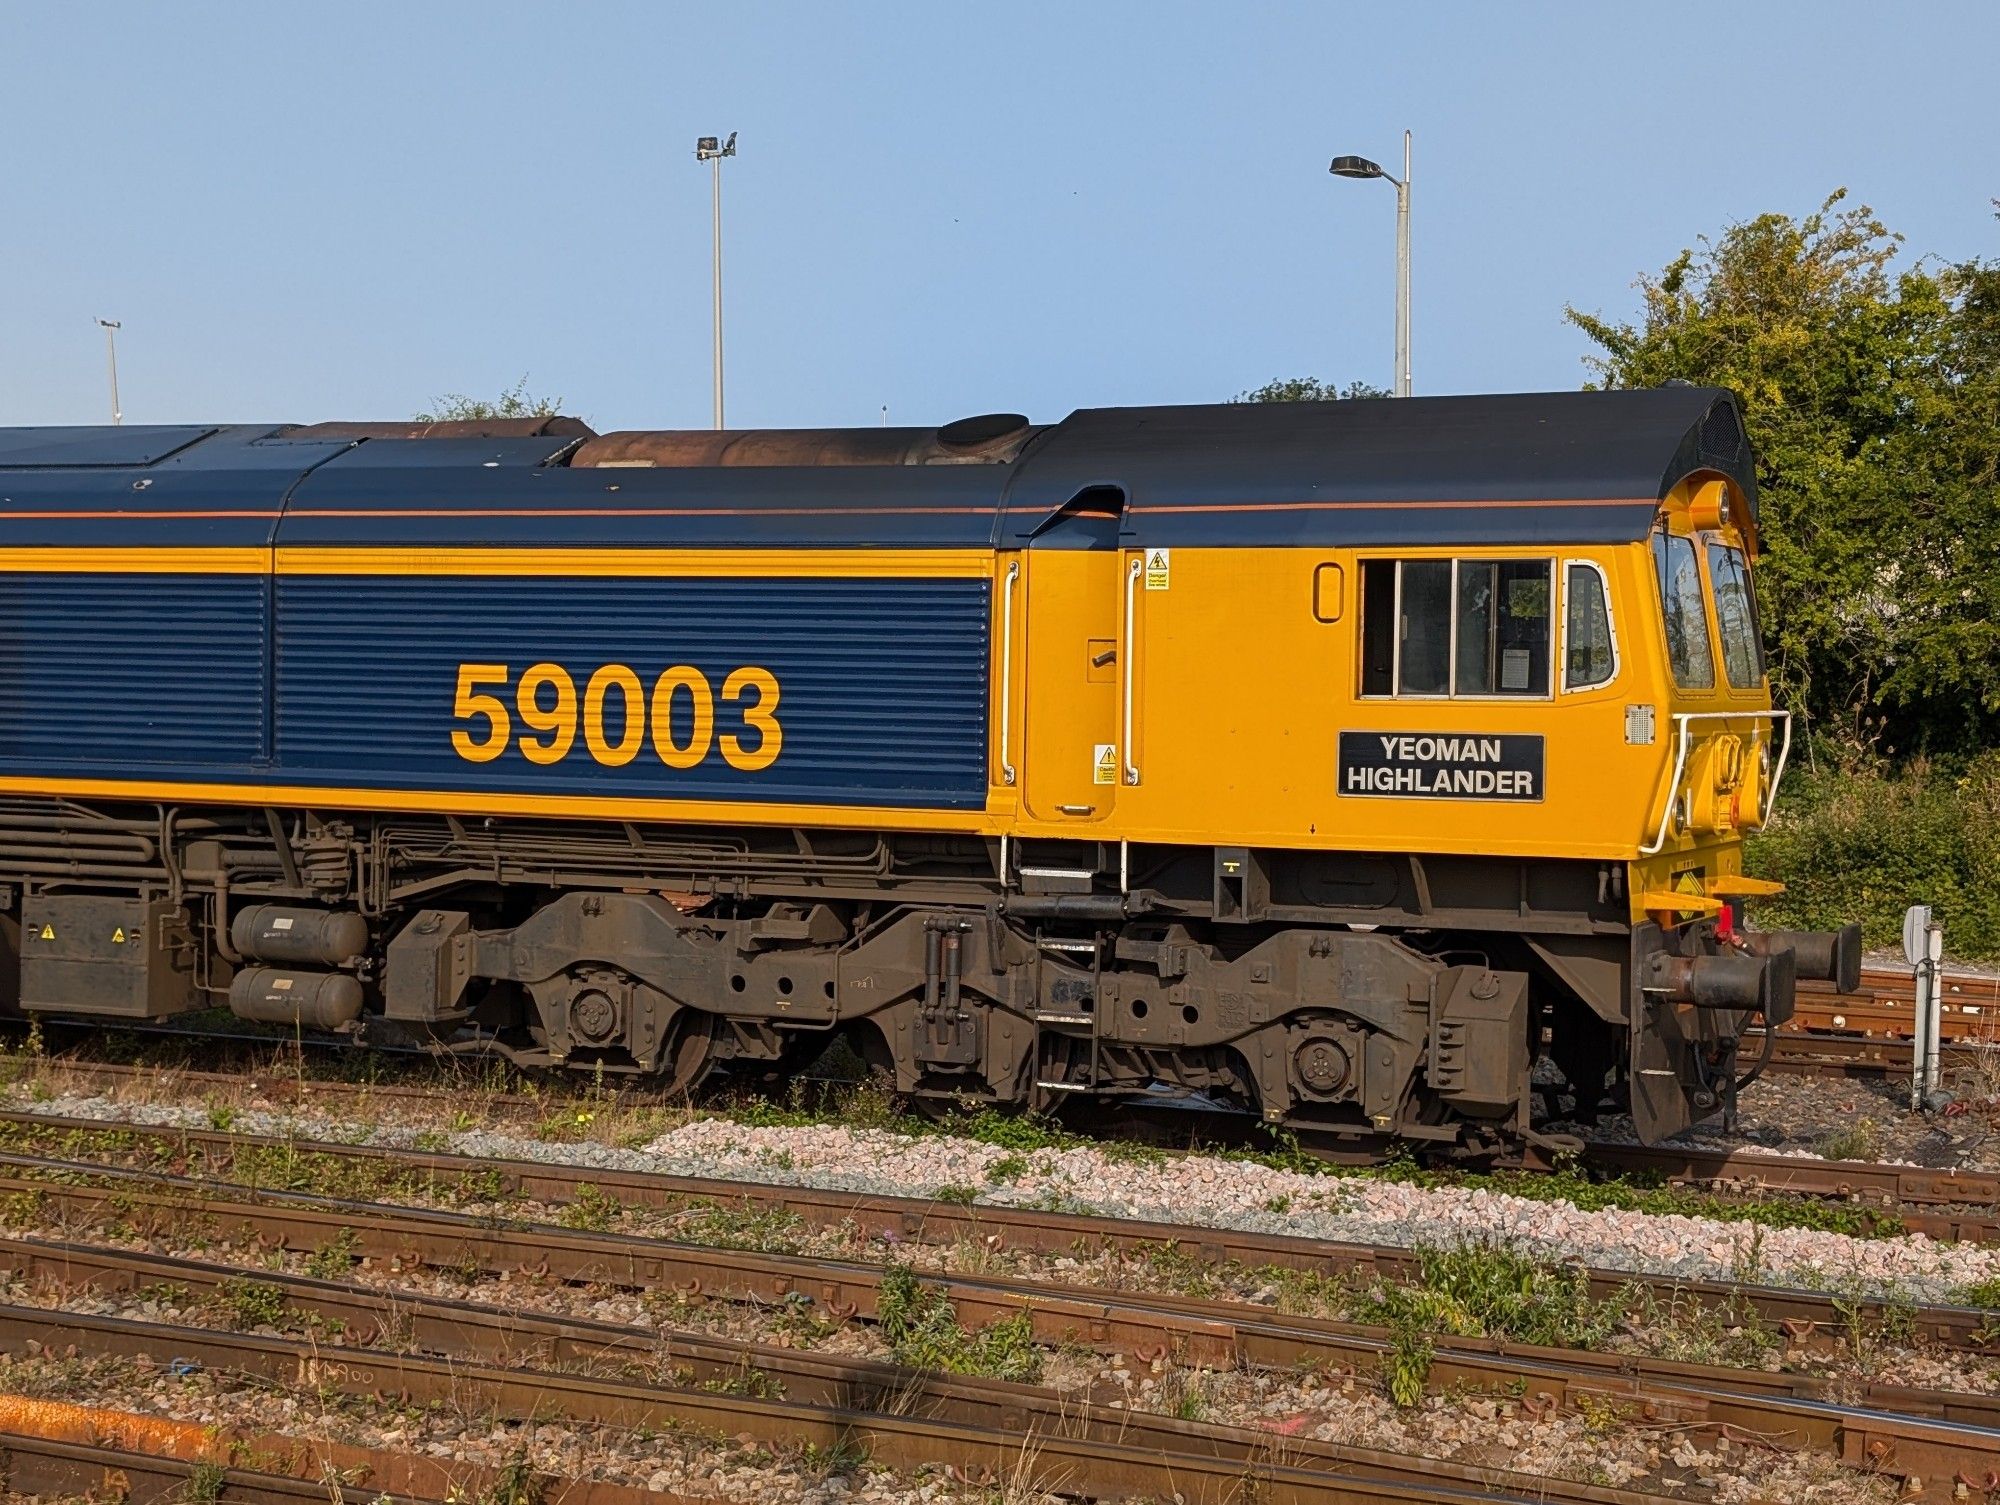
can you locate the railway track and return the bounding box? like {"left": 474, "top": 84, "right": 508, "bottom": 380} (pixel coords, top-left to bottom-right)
{"left": 3, "top": 1075, "right": 2000, "bottom": 1496}
{"left": 2, "top": 1108, "right": 1995, "bottom": 1350}
{"left": 2, "top": 1138, "right": 1996, "bottom": 1500}
{"left": 12, "top": 1053, "right": 2000, "bottom": 1239}
{"left": 0, "top": 1234, "right": 1721, "bottom": 1505}
{"left": 0, "top": 1302, "right": 1554, "bottom": 1505}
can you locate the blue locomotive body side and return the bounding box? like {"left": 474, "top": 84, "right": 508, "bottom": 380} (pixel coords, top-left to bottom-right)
{"left": 0, "top": 571, "right": 270, "bottom": 771}
{"left": 0, "top": 425, "right": 998, "bottom": 816}
{"left": 272, "top": 572, "right": 991, "bottom": 809}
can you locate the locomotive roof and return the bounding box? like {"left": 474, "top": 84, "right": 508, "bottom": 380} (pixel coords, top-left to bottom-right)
{"left": 0, "top": 386, "right": 1754, "bottom": 552}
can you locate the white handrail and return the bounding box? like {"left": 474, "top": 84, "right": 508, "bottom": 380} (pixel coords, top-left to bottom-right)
{"left": 1122, "top": 555, "right": 1142, "bottom": 785}
{"left": 1638, "top": 709, "right": 1791, "bottom": 857}
{"left": 997, "top": 560, "right": 1020, "bottom": 786}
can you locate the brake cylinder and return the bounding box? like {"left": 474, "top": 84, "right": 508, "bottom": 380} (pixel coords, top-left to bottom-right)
{"left": 231, "top": 905, "right": 369, "bottom": 967}
{"left": 228, "top": 967, "right": 364, "bottom": 1030}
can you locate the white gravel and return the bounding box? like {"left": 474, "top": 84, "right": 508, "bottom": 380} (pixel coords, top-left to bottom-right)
{"left": 8, "top": 1085, "right": 2000, "bottom": 1306}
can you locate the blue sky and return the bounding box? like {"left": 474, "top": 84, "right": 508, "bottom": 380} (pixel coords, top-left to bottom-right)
{"left": 2, "top": 1, "right": 1994, "bottom": 432}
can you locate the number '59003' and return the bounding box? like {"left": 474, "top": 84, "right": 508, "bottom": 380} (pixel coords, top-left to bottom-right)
{"left": 450, "top": 662, "right": 782, "bottom": 771}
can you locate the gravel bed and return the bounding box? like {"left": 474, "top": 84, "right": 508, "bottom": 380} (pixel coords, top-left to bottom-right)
{"left": 1581, "top": 1070, "right": 2000, "bottom": 1171}
{"left": 6, "top": 1085, "right": 2000, "bottom": 1306}
{"left": 627, "top": 1117, "right": 2000, "bottom": 1302}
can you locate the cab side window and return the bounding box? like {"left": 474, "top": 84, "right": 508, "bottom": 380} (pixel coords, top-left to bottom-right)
{"left": 1360, "top": 558, "right": 1552, "bottom": 697}
{"left": 1652, "top": 529, "right": 1714, "bottom": 690}
{"left": 1705, "top": 541, "right": 1766, "bottom": 689}
{"left": 1563, "top": 562, "right": 1616, "bottom": 690}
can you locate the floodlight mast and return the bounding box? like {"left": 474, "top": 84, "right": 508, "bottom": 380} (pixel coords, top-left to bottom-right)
{"left": 695, "top": 131, "right": 738, "bottom": 428}
{"left": 1328, "top": 131, "right": 1411, "bottom": 397}
{"left": 95, "top": 318, "right": 123, "bottom": 425}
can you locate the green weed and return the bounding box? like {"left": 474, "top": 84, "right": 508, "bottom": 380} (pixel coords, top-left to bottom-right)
{"left": 217, "top": 1277, "right": 291, "bottom": 1331}
{"left": 304, "top": 1227, "right": 361, "bottom": 1282}
{"left": 556, "top": 1183, "right": 622, "bottom": 1232}
{"left": 876, "top": 1263, "right": 1042, "bottom": 1383}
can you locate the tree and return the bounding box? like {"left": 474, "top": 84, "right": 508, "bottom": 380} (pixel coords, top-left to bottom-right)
{"left": 1567, "top": 192, "right": 2000, "bottom": 757}
{"left": 414, "top": 376, "right": 564, "bottom": 423}
{"left": 1232, "top": 377, "right": 1390, "bottom": 403}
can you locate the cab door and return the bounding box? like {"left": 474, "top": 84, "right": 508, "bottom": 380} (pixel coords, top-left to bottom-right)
{"left": 1021, "top": 494, "right": 1125, "bottom": 823}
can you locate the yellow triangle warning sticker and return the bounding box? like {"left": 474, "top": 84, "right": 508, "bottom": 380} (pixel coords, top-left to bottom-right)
{"left": 37, "top": 925, "right": 53, "bottom": 941}
{"left": 111, "top": 928, "right": 126, "bottom": 944}
{"left": 1144, "top": 547, "right": 1171, "bottom": 591}
{"left": 1093, "top": 742, "right": 1117, "bottom": 785}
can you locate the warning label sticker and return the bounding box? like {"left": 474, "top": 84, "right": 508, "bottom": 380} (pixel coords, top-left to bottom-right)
{"left": 1093, "top": 743, "right": 1117, "bottom": 785}
{"left": 1144, "top": 548, "right": 1171, "bottom": 591}
{"left": 36, "top": 925, "right": 52, "bottom": 941}
{"left": 111, "top": 928, "right": 126, "bottom": 944}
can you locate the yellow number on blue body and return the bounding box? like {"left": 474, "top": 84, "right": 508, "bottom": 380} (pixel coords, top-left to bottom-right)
{"left": 451, "top": 660, "right": 782, "bottom": 774}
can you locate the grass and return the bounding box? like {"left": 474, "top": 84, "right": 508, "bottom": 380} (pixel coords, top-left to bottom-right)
{"left": 1816, "top": 1120, "right": 1883, "bottom": 1163}
{"left": 555, "top": 1182, "right": 622, "bottom": 1232}
{"left": 670, "top": 1200, "right": 810, "bottom": 1255}
{"left": 1951, "top": 1275, "right": 2000, "bottom": 1309}
{"left": 1155, "top": 1365, "right": 1216, "bottom": 1422}
{"left": 303, "top": 1227, "right": 360, "bottom": 1281}
{"left": 482, "top": 1450, "right": 544, "bottom": 1505}
{"left": 216, "top": 1276, "right": 292, "bottom": 1331}
{"left": 180, "top": 1459, "right": 227, "bottom": 1505}
{"left": 1356, "top": 1241, "right": 1622, "bottom": 1407}
{"left": 0, "top": 1117, "right": 514, "bottom": 1211}
{"left": 876, "top": 1262, "right": 1042, "bottom": 1384}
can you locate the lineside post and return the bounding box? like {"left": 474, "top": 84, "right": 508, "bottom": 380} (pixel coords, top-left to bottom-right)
{"left": 1903, "top": 904, "right": 1944, "bottom": 1110}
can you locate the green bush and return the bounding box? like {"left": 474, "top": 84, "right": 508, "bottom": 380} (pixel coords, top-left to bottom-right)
{"left": 1746, "top": 752, "right": 2000, "bottom": 959}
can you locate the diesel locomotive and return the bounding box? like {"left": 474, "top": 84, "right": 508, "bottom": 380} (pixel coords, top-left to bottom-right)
{"left": 0, "top": 389, "right": 1858, "bottom": 1152}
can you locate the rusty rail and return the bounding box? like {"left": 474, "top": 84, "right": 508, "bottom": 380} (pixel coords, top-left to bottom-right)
{"left": 1760, "top": 1029, "right": 1998, "bottom": 1079}
{"left": 0, "top": 1428, "right": 451, "bottom": 1505}
{"left": 3, "top": 1147, "right": 2000, "bottom": 1493}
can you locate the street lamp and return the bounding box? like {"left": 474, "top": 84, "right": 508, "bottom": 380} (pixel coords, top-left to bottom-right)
{"left": 95, "top": 318, "right": 123, "bottom": 425}
{"left": 695, "top": 131, "right": 738, "bottom": 430}
{"left": 1329, "top": 130, "right": 1411, "bottom": 397}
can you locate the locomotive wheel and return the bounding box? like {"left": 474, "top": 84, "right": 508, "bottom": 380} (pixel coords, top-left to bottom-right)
{"left": 661, "top": 1011, "right": 722, "bottom": 1096}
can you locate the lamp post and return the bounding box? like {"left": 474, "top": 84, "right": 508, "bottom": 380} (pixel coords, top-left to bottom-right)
{"left": 95, "top": 318, "right": 123, "bottom": 425}
{"left": 695, "top": 131, "right": 738, "bottom": 429}
{"left": 1329, "top": 130, "right": 1411, "bottom": 397}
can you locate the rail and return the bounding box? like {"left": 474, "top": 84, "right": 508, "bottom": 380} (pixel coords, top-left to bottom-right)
{"left": 1638, "top": 708, "right": 1791, "bottom": 857}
